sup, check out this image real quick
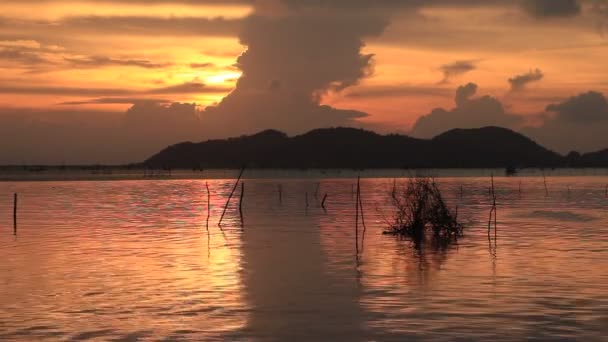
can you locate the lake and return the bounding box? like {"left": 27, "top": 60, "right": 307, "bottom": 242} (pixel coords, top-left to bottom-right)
{"left": 0, "top": 171, "right": 607, "bottom": 341}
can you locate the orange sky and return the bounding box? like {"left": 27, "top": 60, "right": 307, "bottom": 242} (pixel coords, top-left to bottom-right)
{"left": 1, "top": 0, "right": 608, "bottom": 163}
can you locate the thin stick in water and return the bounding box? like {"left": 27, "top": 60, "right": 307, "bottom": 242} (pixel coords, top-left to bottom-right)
{"left": 278, "top": 184, "right": 283, "bottom": 204}
{"left": 355, "top": 176, "right": 360, "bottom": 256}
{"left": 239, "top": 182, "right": 245, "bottom": 226}
{"left": 13, "top": 193, "right": 17, "bottom": 236}
{"left": 543, "top": 173, "right": 549, "bottom": 197}
{"left": 305, "top": 192, "right": 309, "bottom": 209}
{"left": 218, "top": 166, "right": 246, "bottom": 226}
{"left": 206, "top": 182, "right": 211, "bottom": 228}
{"left": 321, "top": 193, "right": 328, "bottom": 210}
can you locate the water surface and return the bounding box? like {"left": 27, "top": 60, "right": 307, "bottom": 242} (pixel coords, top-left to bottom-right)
{"left": 0, "top": 175, "right": 607, "bottom": 341}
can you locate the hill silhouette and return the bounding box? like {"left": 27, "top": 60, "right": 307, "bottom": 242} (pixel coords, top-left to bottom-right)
{"left": 142, "top": 126, "right": 605, "bottom": 169}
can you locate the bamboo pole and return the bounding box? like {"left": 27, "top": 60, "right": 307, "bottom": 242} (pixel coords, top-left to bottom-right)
{"left": 218, "top": 166, "right": 246, "bottom": 226}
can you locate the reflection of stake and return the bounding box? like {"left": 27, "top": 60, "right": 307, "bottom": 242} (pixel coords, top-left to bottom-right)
{"left": 519, "top": 181, "right": 522, "bottom": 199}
{"left": 218, "top": 166, "right": 246, "bottom": 226}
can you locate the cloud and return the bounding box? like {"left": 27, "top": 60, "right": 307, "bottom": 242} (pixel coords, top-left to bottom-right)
{"left": 0, "top": 103, "right": 204, "bottom": 164}
{"left": 200, "top": 3, "right": 389, "bottom": 136}
{"left": 439, "top": 60, "right": 477, "bottom": 83}
{"left": 0, "top": 81, "right": 230, "bottom": 96}
{"left": 508, "top": 68, "right": 544, "bottom": 91}
{"left": 522, "top": 0, "right": 582, "bottom": 18}
{"left": 546, "top": 91, "right": 608, "bottom": 123}
{"left": 455, "top": 82, "right": 478, "bottom": 106}
{"left": 410, "top": 83, "right": 522, "bottom": 138}
{"left": 64, "top": 55, "right": 171, "bottom": 69}
{"left": 60, "top": 97, "right": 171, "bottom": 105}
{"left": 523, "top": 91, "right": 608, "bottom": 153}
{"left": 58, "top": 16, "right": 243, "bottom": 37}
{"left": 190, "top": 62, "right": 215, "bottom": 68}
{"left": 344, "top": 84, "right": 452, "bottom": 98}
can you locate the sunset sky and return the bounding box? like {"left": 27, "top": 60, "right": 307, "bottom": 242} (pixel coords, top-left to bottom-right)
{"left": 1, "top": 0, "right": 608, "bottom": 164}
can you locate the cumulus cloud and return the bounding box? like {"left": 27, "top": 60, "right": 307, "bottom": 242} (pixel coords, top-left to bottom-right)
{"left": 508, "top": 68, "right": 544, "bottom": 91}
{"left": 200, "top": 2, "right": 389, "bottom": 136}
{"left": 410, "top": 83, "right": 522, "bottom": 138}
{"left": 523, "top": 91, "right": 608, "bottom": 153}
{"left": 439, "top": 60, "right": 477, "bottom": 84}
{"left": 546, "top": 91, "right": 608, "bottom": 123}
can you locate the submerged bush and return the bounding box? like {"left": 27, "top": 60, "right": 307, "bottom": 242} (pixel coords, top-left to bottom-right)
{"left": 384, "top": 178, "right": 464, "bottom": 243}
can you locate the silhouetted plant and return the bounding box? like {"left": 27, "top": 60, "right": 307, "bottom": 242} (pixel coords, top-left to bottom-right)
{"left": 384, "top": 178, "right": 463, "bottom": 244}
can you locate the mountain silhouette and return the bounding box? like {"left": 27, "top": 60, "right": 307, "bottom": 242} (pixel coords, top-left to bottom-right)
{"left": 142, "top": 126, "right": 607, "bottom": 169}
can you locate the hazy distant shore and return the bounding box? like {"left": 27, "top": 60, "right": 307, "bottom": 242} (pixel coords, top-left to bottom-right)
{"left": 2, "top": 166, "right": 608, "bottom": 182}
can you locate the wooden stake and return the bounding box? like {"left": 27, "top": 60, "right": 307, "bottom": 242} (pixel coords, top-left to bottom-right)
{"left": 355, "top": 176, "right": 360, "bottom": 255}
{"left": 321, "top": 193, "right": 328, "bottom": 210}
{"left": 13, "top": 193, "right": 17, "bottom": 236}
{"left": 543, "top": 173, "right": 549, "bottom": 197}
{"left": 239, "top": 182, "right": 245, "bottom": 216}
{"left": 305, "top": 192, "right": 309, "bottom": 208}
{"left": 278, "top": 184, "right": 283, "bottom": 204}
{"left": 218, "top": 166, "right": 246, "bottom": 226}
{"left": 488, "top": 175, "right": 497, "bottom": 237}
{"left": 239, "top": 182, "right": 245, "bottom": 225}
{"left": 206, "top": 182, "right": 211, "bottom": 228}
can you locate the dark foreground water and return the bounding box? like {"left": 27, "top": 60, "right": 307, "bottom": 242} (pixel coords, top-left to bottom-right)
{"left": 0, "top": 174, "right": 607, "bottom": 341}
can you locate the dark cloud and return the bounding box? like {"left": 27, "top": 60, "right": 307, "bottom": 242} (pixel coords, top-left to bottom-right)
{"left": 508, "top": 68, "right": 544, "bottom": 91}
{"left": 522, "top": 0, "right": 582, "bottom": 17}
{"left": 523, "top": 91, "right": 608, "bottom": 153}
{"left": 410, "top": 83, "right": 522, "bottom": 138}
{"left": 546, "top": 91, "right": 608, "bottom": 123}
{"left": 455, "top": 82, "right": 478, "bottom": 106}
{"left": 0, "top": 103, "right": 204, "bottom": 164}
{"left": 64, "top": 55, "right": 171, "bottom": 69}
{"left": 439, "top": 60, "right": 477, "bottom": 84}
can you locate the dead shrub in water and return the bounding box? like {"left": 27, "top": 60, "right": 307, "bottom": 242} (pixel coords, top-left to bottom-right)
{"left": 384, "top": 178, "right": 463, "bottom": 243}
